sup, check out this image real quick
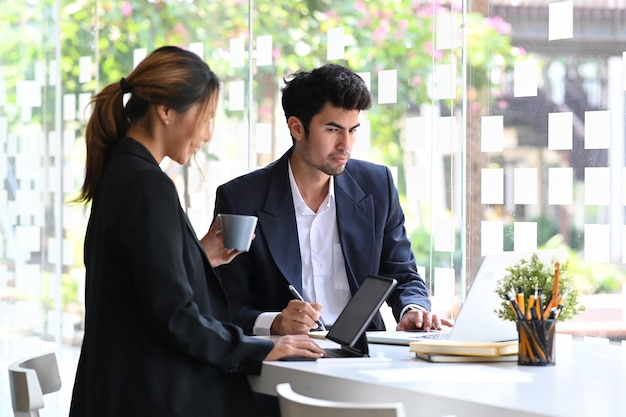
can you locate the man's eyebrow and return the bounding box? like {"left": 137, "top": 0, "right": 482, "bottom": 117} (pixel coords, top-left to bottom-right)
{"left": 326, "top": 121, "right": 361, "bottom": 130}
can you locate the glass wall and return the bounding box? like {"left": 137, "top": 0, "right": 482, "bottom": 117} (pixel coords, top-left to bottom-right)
{"left": 1, "top": 0, "right": 625, "bottom": 415}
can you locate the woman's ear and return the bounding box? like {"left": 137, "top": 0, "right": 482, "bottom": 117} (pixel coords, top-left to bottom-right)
{"left": 287, "top": 116, "right": 305, "bottom": 141}
{"left": 155, "top": 104, "right": 171, "bottom": 126}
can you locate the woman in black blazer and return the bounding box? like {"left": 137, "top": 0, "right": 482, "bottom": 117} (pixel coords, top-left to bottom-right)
{"left": 68, "top": 46, "right": 322, "bottom": 417}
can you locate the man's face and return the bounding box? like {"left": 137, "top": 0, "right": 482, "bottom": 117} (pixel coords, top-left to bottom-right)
{"left": 294, "top": 103, "right": 361, "bottom": 176}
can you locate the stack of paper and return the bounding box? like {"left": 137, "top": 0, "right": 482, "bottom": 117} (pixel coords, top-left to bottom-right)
{"left": 409, "top": 340, "right": 518, "bottom": 363}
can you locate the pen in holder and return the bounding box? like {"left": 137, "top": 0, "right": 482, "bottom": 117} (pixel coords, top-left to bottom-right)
{"left": 517, "top": 319, "right": 556, "bottom": 366}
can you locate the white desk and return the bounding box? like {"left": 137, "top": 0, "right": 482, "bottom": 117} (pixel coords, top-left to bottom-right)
{"left": 249, "top": 335, "right": 625, "bottom": 417}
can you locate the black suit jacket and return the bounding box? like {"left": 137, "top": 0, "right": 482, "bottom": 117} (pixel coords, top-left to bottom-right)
{"left": 214, "top": 148, "right": 430, "bottom": 335}
{"left": 69, "top": 138, "right": 273, "bottom": 417}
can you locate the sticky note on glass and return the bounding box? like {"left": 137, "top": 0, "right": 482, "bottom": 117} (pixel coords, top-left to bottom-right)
{"left": 436, "top": 116, "right": 456, "bottom": 153}
{"left": 0, "top": 74, "right": 6, "bottom": 106}
{"left": 48, "top": 60, "right": 57, "bottom": 86}
{"left": 378, "top": 69, "right": 397, "bottom": 104}
{"left": 327, "top": 27, "right": 345, "bottom": 61}
{"left": 79, "top": 56, "right": 92, "bottom": 83}
{"left": 16, "top": 81, "right": 41, "bottom": 107}
{"left": 15, "top": 154, "right": 39, "bottom": 180}
{"left": 357, "top": 72, "right": 371, "bottom": 90}
{"left": 63, "top": 94, "right": 76, "bottom": 121}
{"left": 405, "top": 166, "right": 426, "bottom": 201}
{"left": 584, "top": 167, "right": 610, "bottom": 205}
{"left": 549, "top": 1, "right": 573, "bottom": 41}
{"left": 584, "top": 110, "right": 610, "bottom": 149}
{"left": 584, "top": 224, "right": 609, "bottom": 262}
{"left": 389, "top": 166, "right": 398, "bottom": 189}
{"left": 620, "top": 166, "right": 626, "bottom": 205}
{"left": 230, "top": 38, "right": 245, "bottom": 68}
{"left": 434, "top": 217, "right": 454, "bottom": 252}
{"left": 228, "top": 80, "right": 245, "bottom": 111}
{"left": 623, "top": 52, "right": 626, "bottom": 90}
{"left": 0, "top": 117, "right": 6, "bottom": 145}
{"left": 406, "top": 117, "right": 426, "bottom": 151}
{"left": 434, "top": 267, "right": 455, "bottom": 299}
{"left": 514, "top": 60, "right": 537, "bottom": 97}
{"left": 16, "top": 225, "right": 41, "bottom": 253}
{"left": 133, "top": 48, "right": 147, "bottom": 69}
{"left": 79, "top": 93, "right": 92, "bottom": 122}
{"left": 35, "top": 61, "right": 46, "bottom": 86}
{"left": 189, "top": 42, "right": 204, "bottom": 59}
{"left": 434, "top": 63, "right": 456, "bottom": 100}
{"left": 351, "top": 118, "right": 371, "bottom": 159}
{"left": 548, "top": 112, "right": 573, "bottom": 150}
{"left": 481, "top": 115, "right": 503, "bottom": 152}
{"left": 256, "top": 35, "right": 273, "bottom": 67}
{"left": 436, "top": 13, "right": 459, "bottom": 50}
{"left": 481, "top": 168, "right": 504, "bottom": 204}
{"left": 513, "top": 222, "right": 537, "bottom": 252}
{"left": 255, "top": 123, "right": 271, "bottom": 154}
{"left": 514, "top": 168, "right": 538, "bottom": 204}
{"left": 548, "top": 167, "right": 573, "bottom": 205}
{"left": 481, "top": 221, "right": 503, "bottom": 255}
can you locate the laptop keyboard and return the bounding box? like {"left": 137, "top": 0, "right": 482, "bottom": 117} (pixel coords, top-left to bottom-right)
{"left": 322, "top": 348, "right": 363, "bottom": 358}
{"left": 279, "top": 348, "right": 364, "bottom": 361}
{"left": 413, "top": 332, "right": 450, "bottom": 340}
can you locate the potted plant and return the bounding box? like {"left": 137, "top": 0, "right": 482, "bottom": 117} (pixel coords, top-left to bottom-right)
{"left": 494, "top": 253, "right": 585, "bottom": 322}
{"left": 494, "top": 253, "right": 585, "bottom": 365}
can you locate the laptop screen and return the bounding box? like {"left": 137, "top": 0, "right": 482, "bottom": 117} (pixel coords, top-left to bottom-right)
{"left": 326, "top": 274, "right": 397, "bottom": 348}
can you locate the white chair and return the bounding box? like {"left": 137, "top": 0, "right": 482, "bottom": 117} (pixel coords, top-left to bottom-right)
{"left": 8, "top": 352, "right": 62, "bottom": 417}
{"left": 276, "top": 382, "right": 406, "bottom": 417}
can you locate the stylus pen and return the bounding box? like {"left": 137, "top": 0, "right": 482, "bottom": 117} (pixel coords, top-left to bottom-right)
{"left": 288, "top": 284, "right": 327, "bottom": 331}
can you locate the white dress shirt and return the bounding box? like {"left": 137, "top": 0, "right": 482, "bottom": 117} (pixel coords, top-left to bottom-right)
{"left": 252, "top": 162, "right": 351, "bottom": 335}
{"left": 289, "top": 167, "right": 351, "bottom": 327}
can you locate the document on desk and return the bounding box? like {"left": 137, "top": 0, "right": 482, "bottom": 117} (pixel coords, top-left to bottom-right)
{"left": 359, "top": 366, "right": 534, "bottom": 384}
{"left": 317, "top": 357, "right": 392, "bottom": 365}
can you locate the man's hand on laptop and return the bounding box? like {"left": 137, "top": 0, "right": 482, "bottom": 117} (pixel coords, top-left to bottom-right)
{"left": 271, "top": 299, "right": 324, "bottom": 335}
{"left": 396, "top": 309, "right": 454, "bottom": 332}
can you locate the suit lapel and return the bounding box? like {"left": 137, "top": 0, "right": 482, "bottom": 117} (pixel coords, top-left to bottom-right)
{"left": 260, "top": 153, "right": 304, "bottom": 291}
{"left": 335, "top": 168, "right": 375, "bottom": 293}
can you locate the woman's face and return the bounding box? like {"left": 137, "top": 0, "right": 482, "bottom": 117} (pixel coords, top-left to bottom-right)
{"left": 165, "top": 98, "right": 217, "bottom": 165}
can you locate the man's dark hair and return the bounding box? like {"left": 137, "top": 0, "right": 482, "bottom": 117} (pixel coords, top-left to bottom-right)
{"left": 281, "top": 63, "right": 372, "bottom": 138}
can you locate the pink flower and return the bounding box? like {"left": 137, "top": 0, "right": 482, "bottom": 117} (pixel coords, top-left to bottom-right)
{"left": 487, "top": 16, "right": 512, "bottom": 35}
{"left": 259, "top": 106, "right": 271, "bottom": 118}
{"left": 121, "top": 0, "right": 132, "bottom": 17}
{"left": 423, "top": 41, "right": 442, "bottom": 59}
{"left": 358, "top": 17, "right": 372, "bottom": 28}
{"left": 175, "top": 23, "right": 186, "bottom": 35}
{"left": 373, "top": 27, "right": 387, "bottom": 41}
{"left": 512, "top": 46, "right": 527, "bottom": 57}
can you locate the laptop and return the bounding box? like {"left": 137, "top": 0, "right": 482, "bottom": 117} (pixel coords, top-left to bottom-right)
{"left": 366, "top": 250, "right": 567, "bottom": 345}
{"left": 281, "top": 274, "right": 397, "bottom": 360}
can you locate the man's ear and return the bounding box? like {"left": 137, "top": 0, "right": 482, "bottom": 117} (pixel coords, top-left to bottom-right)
{"left": 287, "top": 116, "right": 305, "bottom": 141}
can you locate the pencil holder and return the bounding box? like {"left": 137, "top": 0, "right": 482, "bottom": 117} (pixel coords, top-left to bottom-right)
{"left": 516, "top": 319, "right": 556, "bottom": 366}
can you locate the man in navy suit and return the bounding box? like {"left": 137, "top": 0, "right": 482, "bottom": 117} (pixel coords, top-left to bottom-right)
{"left": 214, "top": 63, "right": 452, "bottom": 336}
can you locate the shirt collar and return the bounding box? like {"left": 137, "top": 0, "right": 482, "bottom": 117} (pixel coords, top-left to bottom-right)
{"left": 288, "top": 160, "right": 335, "bottom": 214}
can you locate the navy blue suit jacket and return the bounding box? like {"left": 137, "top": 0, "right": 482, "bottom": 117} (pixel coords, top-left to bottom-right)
{"left": 214, "top": 148, "right": 431, "bottom": 335}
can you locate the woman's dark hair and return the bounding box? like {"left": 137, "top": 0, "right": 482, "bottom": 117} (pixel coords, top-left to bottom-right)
{"left": 76, "top": 45, "right": 220, "bottom": 203}
{"left": 281, "top": 63, "right": 372, "bottom": 140}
